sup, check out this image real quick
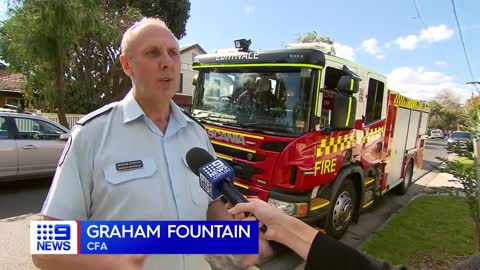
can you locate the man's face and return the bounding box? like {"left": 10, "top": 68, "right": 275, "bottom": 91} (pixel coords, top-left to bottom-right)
{"left": 121, "top": 24, "right": 180, "bottom": 102}
{"left": 257, "top": 78, "right": 270, "bottom": 92}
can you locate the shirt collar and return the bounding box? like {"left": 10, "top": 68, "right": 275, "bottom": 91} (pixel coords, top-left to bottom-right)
{"left": 121, "top": 90, "right": 144, "bottom": 124}
{"left": 121, "top": 90, "right": 193, "bottom": 126}
{"left": 169, "top": 99, "right": 193, "bottom": 128}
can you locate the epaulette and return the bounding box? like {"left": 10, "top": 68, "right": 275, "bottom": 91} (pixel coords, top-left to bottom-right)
{"left": 76, "top": 102, "right": 118, "bottom": 126}
{"left": 181, "top": 109, "right": 204, "bottom": 129}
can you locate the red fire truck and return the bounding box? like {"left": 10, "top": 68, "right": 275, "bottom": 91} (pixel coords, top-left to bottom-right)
{"left": 191, "top": 41, "right": 430, "bottom": 238}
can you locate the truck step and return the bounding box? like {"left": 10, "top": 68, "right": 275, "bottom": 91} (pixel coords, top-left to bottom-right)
{"left": 310, "top": 198, "right": 330, "bottom": 211}
{"left": 363, "top": 177, "right": 376, "bottom": 186}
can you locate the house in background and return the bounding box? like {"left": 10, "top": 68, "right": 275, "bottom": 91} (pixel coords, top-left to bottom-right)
{"left": 173, "top": 44, "right": 206, "bottom": 112}
{"left": 0, "top": 63, "right": 25, "bottom": 108}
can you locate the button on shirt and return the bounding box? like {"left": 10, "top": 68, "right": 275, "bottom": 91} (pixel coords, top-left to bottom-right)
{"left": 42, "top": 91, "right": 215, "bottom": 270}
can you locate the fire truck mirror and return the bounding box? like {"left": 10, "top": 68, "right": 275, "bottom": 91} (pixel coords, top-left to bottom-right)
{"left": 337, "top": 75, "right": 359, "bottom": 94}
{"left": 331, "top": 93, "right": 357, "bottom": 130}
{"left": 192, "top": 74, "right": 198, "bottom": 86}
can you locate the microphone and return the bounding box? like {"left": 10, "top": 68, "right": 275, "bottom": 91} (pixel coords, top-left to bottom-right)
{"left": 186, "top": 147, "right": 291, "bottom": 254}
{"left": 185, "top": 147, "right": 267, "bottom": 232}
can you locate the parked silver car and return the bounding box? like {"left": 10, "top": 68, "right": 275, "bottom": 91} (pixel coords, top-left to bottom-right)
{"left": 0, "top": 110, "right": 70, "bottom": 182}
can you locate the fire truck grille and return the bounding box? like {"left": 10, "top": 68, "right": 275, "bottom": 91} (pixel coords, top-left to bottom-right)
{"left": 212, "top": 145, "right": 264, "bottom": 181}
{"left": 212, "top": 144, "right": 265, "bottom": 162}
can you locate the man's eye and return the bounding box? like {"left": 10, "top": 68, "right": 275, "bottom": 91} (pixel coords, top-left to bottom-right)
{"left": 169, "top": 50, "right": 179, "bottom": 56}
{"left": 147, "top": 50, "right": 160, "bottom": 56}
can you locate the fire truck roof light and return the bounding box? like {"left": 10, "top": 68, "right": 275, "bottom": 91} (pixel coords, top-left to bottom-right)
{"left": 234, "top": 38, "right": 251, "bottom": 52}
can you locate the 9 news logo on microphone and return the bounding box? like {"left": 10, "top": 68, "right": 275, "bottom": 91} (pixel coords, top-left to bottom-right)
{"left": 30, "top": 221, "right": 78, "bottom": 254}
{"left": 198, "top": 159, "right": 235, "bottom": 199}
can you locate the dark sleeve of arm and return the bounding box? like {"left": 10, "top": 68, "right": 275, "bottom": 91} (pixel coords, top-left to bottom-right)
{"left": 305, "top": 232, "right": 407, "bottom": 270}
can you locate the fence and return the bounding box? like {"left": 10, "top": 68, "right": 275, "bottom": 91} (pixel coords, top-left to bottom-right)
{"left": 40, "top": 113, "right": 85, "bottom": 129}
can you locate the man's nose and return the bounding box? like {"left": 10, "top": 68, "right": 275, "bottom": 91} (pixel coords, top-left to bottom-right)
{"left": 158, "top": 53, "right": 174, "bottom": 69}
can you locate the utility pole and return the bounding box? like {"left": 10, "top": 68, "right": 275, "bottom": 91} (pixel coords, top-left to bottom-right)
{"left": 467, "top": 81, "right": 480, "bottom": 95}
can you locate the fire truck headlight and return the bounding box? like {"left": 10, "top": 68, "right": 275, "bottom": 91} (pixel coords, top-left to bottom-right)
{"left": 267, "top": 198, "right": 307, "bottom": 217}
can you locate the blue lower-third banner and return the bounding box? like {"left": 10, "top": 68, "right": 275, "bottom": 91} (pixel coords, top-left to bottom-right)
{"left": 30, "top": 220, "right": 259, "bottom": 255}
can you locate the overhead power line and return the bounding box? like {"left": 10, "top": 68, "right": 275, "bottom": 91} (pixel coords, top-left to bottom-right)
{"left": 450, "top": 0, "right": 479, "bottom": 93}
{"left": 412, "top": 0, "right": 449, "bottom": 74}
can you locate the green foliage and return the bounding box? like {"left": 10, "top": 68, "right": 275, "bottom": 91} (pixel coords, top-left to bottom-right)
{"left": 427, "top": 90, "right": 471, "bottom": 131}
{"left": 437, "top": 150, "right": 480, "bottom": 251}
{"left": 107, "top": 0, "right": 191, "bottom": 39}
{"left": 295, "top": 31, "right": 334, "bottom": 44}
{"left": 0, "top": 0, "right": 191, "bottom": 114}
{"left": 464, "top": 96, "right": 480, "bottom": 133}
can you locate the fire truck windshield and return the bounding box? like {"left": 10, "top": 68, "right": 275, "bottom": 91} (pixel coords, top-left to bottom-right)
{"left": 192, "top": 68, "right": 314, "bottom": 136}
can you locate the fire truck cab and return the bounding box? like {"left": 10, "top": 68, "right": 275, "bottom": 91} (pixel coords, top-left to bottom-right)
{"left": 191, "top": 41, "right": 429, "bottom": 238}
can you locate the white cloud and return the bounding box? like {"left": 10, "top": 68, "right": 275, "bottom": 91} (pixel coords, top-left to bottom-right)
{"left": 384, "top": 42, "right": 392, "bottom": 48}
{"left": 394, "top": 24, "right": 455, "bottom": 50}
{"left": 334, "top": 43, "right": 355, "bottom": 61}
{"left": 387, "top": 67, "right": 471, "bottom": 102}
{"left": 435, "top": 60, "right": 448, "bottom": 67}
{"left": 244, "top": 7, "right": 255, "bottom": 15}
{"left": 419, "top": 24, "right": 454, "bottom": 42}
{"left": 361, "top": 38, "right": 381, "bottom": 54}
{"left": 395, "top": 35, "right": 419, "bottom": 50}
{"left": 360, "top": 38, "right": 385, "bottom": 59}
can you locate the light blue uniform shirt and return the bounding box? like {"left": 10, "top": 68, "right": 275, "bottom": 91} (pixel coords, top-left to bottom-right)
{"left": 42, "top": 90, "right": 215, "bottom": 270}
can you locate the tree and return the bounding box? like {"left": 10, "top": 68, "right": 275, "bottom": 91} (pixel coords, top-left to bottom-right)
{"left": 0, "top": 0, "right": 192, "bottom": 119}
{"left": 106, "top": 0, "right": 191, "bottom": 39}
{"left": 436, "top": 89, "right": 462, "bottom": 112}
{"left": 65, "top": 0, "right": 191, "bottom": 111}
{"left": 296, "top": 31, "right": 334, "bottom": 44}
{"left": 464, "top": 96, "right": 480, "bottom": 133}
{"left": 0, "top": 0, "right": 101, "bottom": 128}
{"left": 294, "top": 31, "right": 335, "bottom": 55}
{"left": 428, "top": 90, "right": 468, "bottom": 131}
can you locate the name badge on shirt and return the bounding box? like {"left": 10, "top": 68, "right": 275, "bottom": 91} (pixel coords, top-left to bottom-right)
{"left": 115, "top": 160, "right": 143, "bottom": 171}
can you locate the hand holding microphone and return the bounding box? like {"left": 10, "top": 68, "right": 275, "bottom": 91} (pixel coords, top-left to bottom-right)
{"left": 185, "top": 147, "right": 268, "bottom": 232}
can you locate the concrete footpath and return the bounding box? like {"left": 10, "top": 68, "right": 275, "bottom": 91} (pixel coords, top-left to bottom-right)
{"left": 0, "top": 170, "right": 461, "bottom": 270}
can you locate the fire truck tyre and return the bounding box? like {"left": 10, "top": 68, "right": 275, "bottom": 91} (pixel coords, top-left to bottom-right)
{"left": 395, "top": 161, "right": 413, "bottom": 195}
{"left": 326, "top": 179, "right": 357, "bottom": 239}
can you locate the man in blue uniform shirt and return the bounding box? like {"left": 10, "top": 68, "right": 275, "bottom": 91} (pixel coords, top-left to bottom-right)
{"left": 32, "top": 18, "right": 270, "bottom": 270}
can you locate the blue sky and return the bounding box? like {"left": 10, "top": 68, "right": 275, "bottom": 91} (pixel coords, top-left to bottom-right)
{"left": 1, "top": 0, "right": 478, "bottom": 102}
{"left": 179, "top": 0, "right": 479, "bottom": 102}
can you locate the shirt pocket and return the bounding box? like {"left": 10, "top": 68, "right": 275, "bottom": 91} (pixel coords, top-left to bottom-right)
{"left": 182, "top": 154, "right": 210, "bottom": 207}
{"left": 104, "top": 158, "right": 157, "bottom": 185}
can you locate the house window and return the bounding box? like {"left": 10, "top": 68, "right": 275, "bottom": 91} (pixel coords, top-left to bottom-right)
{"left": 6, "top": 97, "right": 22, "bottom": 106}
{"left": 192, "top": 53, "right": 198, "bottom": 62}
{"left": 365, "top": 78, "right": 385, "bottom": 124}
{"left": 177, "top": 73, "right": 183, "bottom": 93}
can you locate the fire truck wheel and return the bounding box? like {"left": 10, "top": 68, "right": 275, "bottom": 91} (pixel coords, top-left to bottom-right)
{"left": 326, "top": 179, "right": 357, "bottom": 239}
{"left": 395, "top": 160, "right": 413, "bottom": 195}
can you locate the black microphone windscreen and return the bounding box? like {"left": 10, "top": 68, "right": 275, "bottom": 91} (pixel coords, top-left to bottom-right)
{"left": 185, "top": 147, "right": 215, "bottom": 176}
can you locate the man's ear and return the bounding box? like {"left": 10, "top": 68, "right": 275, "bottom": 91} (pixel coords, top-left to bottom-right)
{"left": 119, "top": 54, "right": 133, "bottom": 77}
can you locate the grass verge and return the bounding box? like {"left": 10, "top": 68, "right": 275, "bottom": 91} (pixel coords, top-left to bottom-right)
{"left": 361, "top": 196, "right": 475, "bottom": 269}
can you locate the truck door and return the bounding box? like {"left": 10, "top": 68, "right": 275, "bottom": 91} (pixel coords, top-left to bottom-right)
{"left": 362, "top": 75, "right": 387, "bottom": 167}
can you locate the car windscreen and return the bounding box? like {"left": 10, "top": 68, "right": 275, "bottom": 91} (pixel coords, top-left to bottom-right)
{"left": 451, "top": 132, "right": 471, "bottom": 139}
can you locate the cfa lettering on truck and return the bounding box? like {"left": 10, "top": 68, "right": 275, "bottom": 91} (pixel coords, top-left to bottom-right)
{"left": 190, "top": 39, "right": 430, "bottom": 239}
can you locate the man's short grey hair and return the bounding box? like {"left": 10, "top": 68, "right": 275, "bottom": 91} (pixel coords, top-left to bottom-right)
{"left": 120, "top": 17, "right": 176, "bottom": 57}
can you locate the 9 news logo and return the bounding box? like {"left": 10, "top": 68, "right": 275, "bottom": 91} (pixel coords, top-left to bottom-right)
{"left": 203, "top": 159, "right": 231, "bottom": 179}
{"left": 30, "top": 221, "right": 78, "bottom": 254}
